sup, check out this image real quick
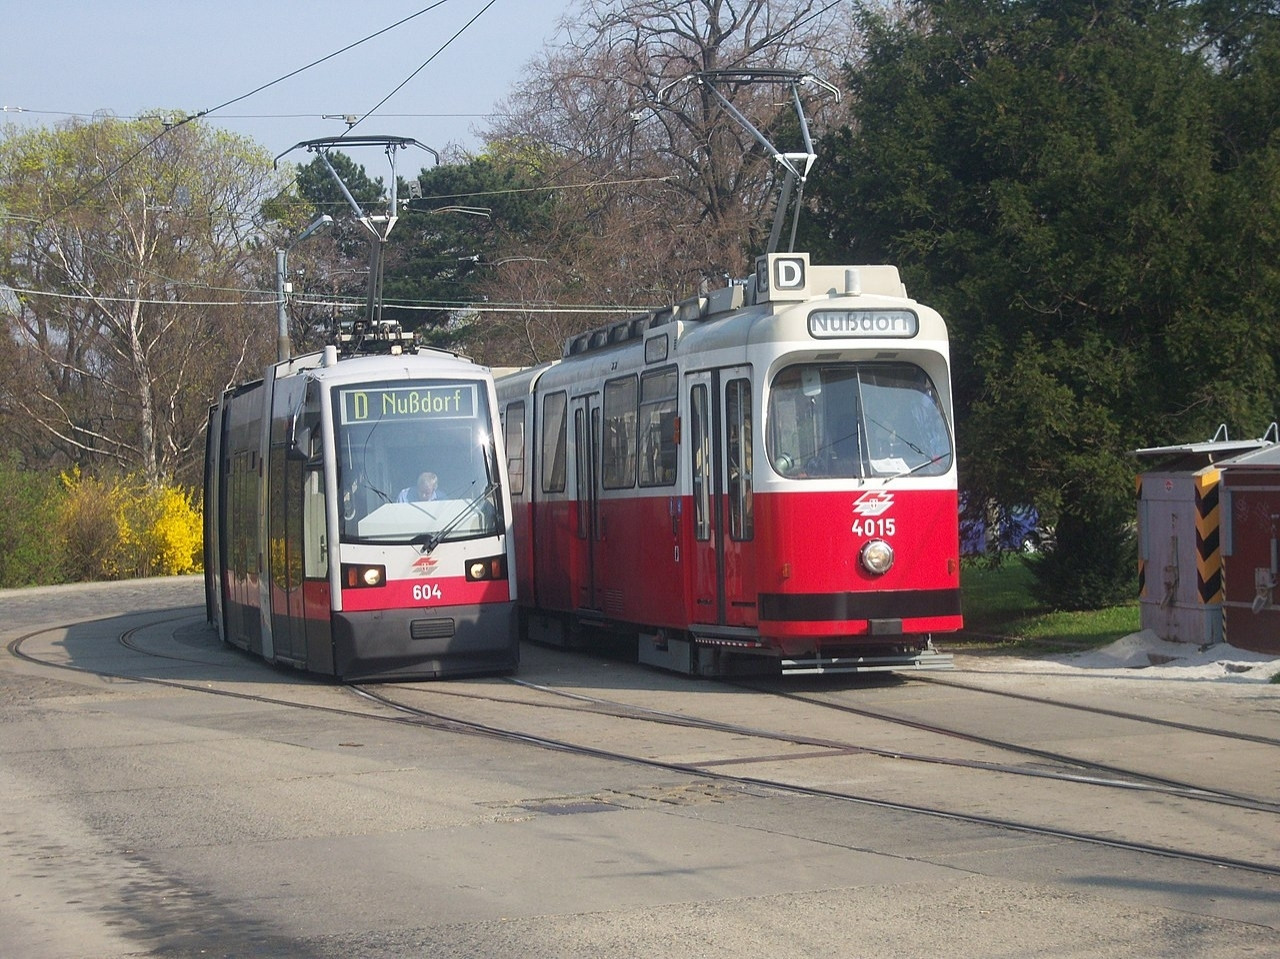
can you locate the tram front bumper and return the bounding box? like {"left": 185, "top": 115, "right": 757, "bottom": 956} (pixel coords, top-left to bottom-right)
{"left": 331, "top": 601, "right": 518, "bottom": 681}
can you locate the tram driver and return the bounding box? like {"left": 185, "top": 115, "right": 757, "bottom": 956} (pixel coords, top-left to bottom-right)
{"left": 397, "top": 471, "right": 439, "bottom": 503}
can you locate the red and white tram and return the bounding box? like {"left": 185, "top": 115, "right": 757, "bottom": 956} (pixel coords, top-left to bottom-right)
{"left": 497, "top": 252, "right": 960, "bottom": 675}
{"left": 204, "top": 345, "right": 519, "bottom": 680}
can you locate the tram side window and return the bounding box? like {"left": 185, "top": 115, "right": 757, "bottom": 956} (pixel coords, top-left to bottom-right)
{"left": 504, "top": 401, "right": 526, "bottom": 496}
{"left": 541, "top": 391, "right": 567, "bottom": 493}
{"left": 268, "top": 444, "right": 289, "bottom": 591}
{"left": 575, "top": 407, "right": 590, "bottom": 539}
{"left": 726, "top": 378, "right": 754, "bottom": 540}
{"left": 230, "top": 450, "right": 251, "bottom": 575}
{"left": 300, "top": 379, "right": 326, "bottom": 580}
{"left": 639, "top": 366, "right": 678, "bottom": 488}
{"left": 602, "top": 375, "right": 638, "bottom": 490}
{"left": 244, "top": 451, "right": 262, "bottom": 574}
{"left": 299, "top": 380, "right": 323, "bottom": 461}
{"left": 284, "top": 450, "right": 305, "bottom": 591}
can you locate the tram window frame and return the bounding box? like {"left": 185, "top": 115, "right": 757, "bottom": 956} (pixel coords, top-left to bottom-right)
{"left": 638, "top": 365, "right": 678, "bottom": 488}
{"left": 300, "top": 378, "right": 327, "bottom": 581}
{"left": 541, "top": 391, "right": 568, "bottom": 494}
{"left": 726, "top": 377, "right": 754, "bottom": 541}
{"left": 602, "top": 374, "right": 638, "bottom": 490}
{"left": 690, "top": 384, "right": 711, "bottom": 541}
{"left": 269, "top": 378, "right": 307, "bottom": 594}
{"left": 574, "top": 407, "right": 590, "bottom": 539}
{"left": 330, "top": 378, "right": 502, "bottom": 547}
{"left": 504, "top": 401, "right": 526, "bottom": 496}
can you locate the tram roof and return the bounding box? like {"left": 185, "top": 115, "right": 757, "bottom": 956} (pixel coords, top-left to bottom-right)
{"left": 561, "top": 252, "right": 912, "bottom": 360}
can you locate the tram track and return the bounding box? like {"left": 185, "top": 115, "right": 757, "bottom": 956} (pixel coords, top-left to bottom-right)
{"left": 68, "top": 611, "right": 1280, "bottom": 815}
{"left": 350, "top": 682, "right": 1280, "bottom": 879}
{"left": 910, "top": 671, "right": 1280, "bottom": 748}
{"left": 9, "top": 619, "right": 1280, "bottom": 880}
{"left": 7, "top": 618, "right": 400, "bottom": 723}
{"left": 723, "top": 679, "right": 1280, "bottom": 811}
{"left": 356, "top": 674, "right": 1280, "bottom": 815}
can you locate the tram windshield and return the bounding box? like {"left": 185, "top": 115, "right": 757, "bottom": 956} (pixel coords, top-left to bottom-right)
{"left": 768, "top": 362, "right": 952, "bottom": 479}
{"left": 334, "top": 379, "right": 502, "bottom": 545}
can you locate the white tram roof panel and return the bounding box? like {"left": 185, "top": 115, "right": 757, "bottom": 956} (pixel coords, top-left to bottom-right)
{"left": 561, "top": 252, "right": 927, "bottom": 361}
{"left": 270, "top": 347, "right": 481, "bottom": 387}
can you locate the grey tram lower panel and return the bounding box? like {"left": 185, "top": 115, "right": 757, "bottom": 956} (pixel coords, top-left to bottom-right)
{"left": 637, "top": 628, "right": 954, "bottom": 676}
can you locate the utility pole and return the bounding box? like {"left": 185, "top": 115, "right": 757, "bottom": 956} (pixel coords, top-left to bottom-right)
{"left": 275, "top": 214, "right": 333, "bottom": 361}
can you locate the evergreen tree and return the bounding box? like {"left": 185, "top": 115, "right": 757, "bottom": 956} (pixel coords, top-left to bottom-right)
{"left": 381, "top": 157, "right": 553, "bottom": 341}
{"left": 806, "top": 0, "right": 1280, "bottom": 607}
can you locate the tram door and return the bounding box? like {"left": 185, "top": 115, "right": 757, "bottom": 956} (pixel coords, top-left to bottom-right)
{"left": 572, "top": 393, "right": 602, "bottom": 611}
{"left": 272, "top": 451, "right": 307, "bottom": 664}
{"left": 267, "top": 377, "right": 320, "bottom": 667}
{"left": 687, "top": 367, "right": 757, "bottom": 627}
{"left": 268, "top": 461, "right": 329, "bottom": 670}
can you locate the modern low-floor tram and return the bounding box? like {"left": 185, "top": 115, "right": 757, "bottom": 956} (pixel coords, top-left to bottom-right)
{"left": 204, "top": 346, "right": 519, "bottom": 681}
{"left": 497, "top": 252, "right": 961, "bottom": 675}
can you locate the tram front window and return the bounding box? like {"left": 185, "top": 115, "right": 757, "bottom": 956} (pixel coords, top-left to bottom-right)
{"left": 334, "top": 380, "right": 501, "bottom": 544}
{"left": 768, "top": 362, "right": 952, "bottom": 479}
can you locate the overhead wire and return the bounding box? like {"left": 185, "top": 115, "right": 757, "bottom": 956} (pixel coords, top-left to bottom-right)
{"left": 3, "top": 287, "right": 277, "bottom": 308}
{"left": 4, "top": 2, "right": 686, "bottom": 321}
{"left": 198, "top": 1, "right": 454, "bottom": 122}
{"left": 337, "top": 0, "right": 498, "bottom": 140}
{"left": 256, "top": 0, "right": 501, "bottom": 238}
{"left": 36, "top": 1, "right": 456, "bottom": 225}
{"left": 5, "top": 109, "right": 504, "bottom": 121}
{"left": 5, "top": 1, "right": 506, "bottom": 307}
{"left": 4, "top": 283, "right": 649, "bottom": 316}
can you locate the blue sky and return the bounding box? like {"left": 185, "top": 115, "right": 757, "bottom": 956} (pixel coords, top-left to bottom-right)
{"left": 2, "top": 0, "right": 571, "bottom": 157}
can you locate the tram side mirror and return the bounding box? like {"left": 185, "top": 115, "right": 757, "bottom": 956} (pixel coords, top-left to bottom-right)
{"left": 801, "top": 368, "right": 823, "bottom": 397}
{"left": 285, "top": 418, "right": 308, "bottom": 460}
{"left": 287, "top": 421, "right": 321, "bottom": 468}
{"left": 285, "top": 440, "right": 308, "bottom": 462}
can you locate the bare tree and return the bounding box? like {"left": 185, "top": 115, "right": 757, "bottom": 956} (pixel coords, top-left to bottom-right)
{"left": 0, "top": 116, "right": 289, "bottom": 486}
{"left": 469, "top": 0, "right": 854, "bottom": 360}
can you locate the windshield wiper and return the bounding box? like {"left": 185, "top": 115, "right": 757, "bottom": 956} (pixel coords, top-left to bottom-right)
{"left": 412, "top": 481, "right": 499, "bottom": 554}
{"left": 882, "top": 453, "right": 951, "bottom": 481}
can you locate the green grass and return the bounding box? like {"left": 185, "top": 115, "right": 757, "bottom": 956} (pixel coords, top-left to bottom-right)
{"left": 951, "top": 557, "right": 1141, "bottom": 654}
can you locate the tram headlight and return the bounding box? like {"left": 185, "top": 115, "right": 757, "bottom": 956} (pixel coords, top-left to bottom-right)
{"left": 465, "top": 555, "right": 508, "bottom": 582}
{"left": 860, "top": 539, "right": 895, "bottom": 575}
{"left": 341, "top": 563, "right": 386, "bottom": 588}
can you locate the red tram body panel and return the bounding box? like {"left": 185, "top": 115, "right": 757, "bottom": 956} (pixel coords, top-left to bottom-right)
{"left": 497, "top": 252, "right": 961, "bottom": 675}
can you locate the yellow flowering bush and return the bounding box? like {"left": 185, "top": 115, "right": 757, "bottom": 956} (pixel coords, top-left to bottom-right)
{"left": 55, "top": 467, "right": 122, "bottom": 581}
{"left": 126, "top": 484, "right": 204, "bottom": 577}
{"left": 57, "top": 469, "right": 203, "bottom": 580}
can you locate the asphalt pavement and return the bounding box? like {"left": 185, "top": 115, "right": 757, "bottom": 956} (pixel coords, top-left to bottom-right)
{"left": 1, "top": 576, "right": 1276, "bottom": 959}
